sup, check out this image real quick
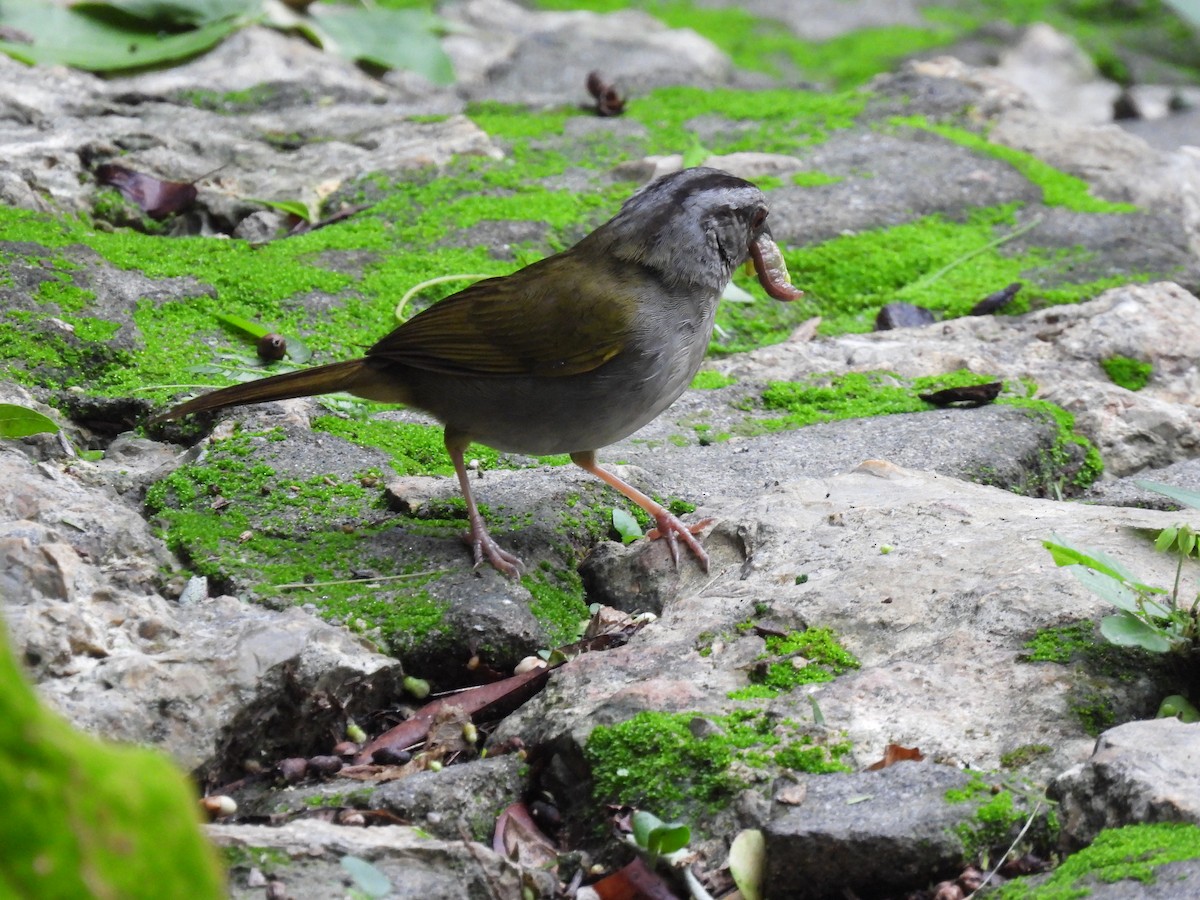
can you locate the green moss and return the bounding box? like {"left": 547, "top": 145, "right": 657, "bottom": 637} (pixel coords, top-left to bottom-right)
{"left": 142, "top": 430, "right": 453, "bottom": 655}
{"left": 1070, "top": 689, "right": 1118, "bottom": 737}
{"left": 1020, "top": 622, "right": 1099, "bottom": 664}
{"left": 1000, "top": 744, "right": 1053, "bottom": 770}
{"left": 892, "top": 118, "right": 1138, "bottom": 213}
{"left": 945, "top": 775, "right": 995, "bottom": 804}
{"left": 0, "top": 620, "right": 224, "bottom": 898}
{"left": 953, "top": 788, "right": 1030, "bottom": 860}
{"left": 791, "top": 171, "right": 844, "bottom": 187}
{"left": 1101, "top": 355, "right": 1153, "bottom": 391}
{"left": 690, "top": 370, "right": 737, "bottom": 390}
{"left": 994, "top": 823, "right": 1200, "bottom": 898}
{"left": 585, "top": 712, "right": 739, "bottom": 815}
{"left": 312, "top": 415, "right": 493, "bottom": 476}
{"left": 585, "top": 709, "right": 850, "bottom": 817}
{"left": 535, "top": 1, "right": 958, "bottom": 87}
{"left": 737, "top": 628, "right": 861, "bottom": 698}
{"left": 523, "top": 565, "right": 590, "bottom": 647}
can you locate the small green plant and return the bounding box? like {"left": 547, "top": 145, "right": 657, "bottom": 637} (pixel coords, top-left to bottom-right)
{"left": 1044, "top": 482, "right": 1199, "bottom": 655}
{"left": 0, "top": 402, "right": 103, "bottom": 460}
{"left": 612, "top": 507, "right": 644, "bottom": 544}
{"left": 630, "top": 810, "right": 691, "bottom": 867}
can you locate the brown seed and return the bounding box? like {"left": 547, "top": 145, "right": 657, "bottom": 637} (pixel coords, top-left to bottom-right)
{"left": 332, "top": 741, "right": 360, "bottom": 759}
{"left": 200, "top": 795, "right": 237, "bottom": 818}
{"left": 371, "top": 747, "right": 411, "bottom": 765}
{"left": 307, "top": 755, "right": 344, "bottom": 777}
{"left": 257, "top": 333, "right": 287, "bottom": 361}
{"left": 277, "top": 757, "right": 308, "bottom": 783}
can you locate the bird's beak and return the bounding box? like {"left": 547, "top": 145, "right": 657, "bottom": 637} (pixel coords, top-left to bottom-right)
{"left": 749, "top": 228, "right": 804, "bottom": 302}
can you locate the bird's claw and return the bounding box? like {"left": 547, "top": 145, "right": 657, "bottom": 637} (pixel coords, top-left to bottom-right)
{"left": 462, "top": 529, "right": 524, "bottom": 579}
{"left": 645, "top": 515, "right": 714, "bottom": 573}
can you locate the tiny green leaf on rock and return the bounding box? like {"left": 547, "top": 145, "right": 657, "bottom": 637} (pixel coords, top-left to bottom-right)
{"left": 339, "top": 855, "right": 392, "bottom": 899}
{"left": 1157, "top": 694, "right": 1200, "bottom": 722}
{"left": 612, "top": 508, "right": 643, "bottom": 544}
{"left": 0, "top": 403, "right": 59, "bottom": 439}
{"left": 1135, "top": 480, "right": 1200, "bottom": 511}
{"left": 249, "top": 198, "right": 315, "bottom": 222}
{"left": 631, "top": 810, "right": 690, "bottom": 861}
{"left": 214, "top": 312, "right": 271, "bottom": 340}
{"left": 1100, "top": 612, "right": 1174, "bottom": 653}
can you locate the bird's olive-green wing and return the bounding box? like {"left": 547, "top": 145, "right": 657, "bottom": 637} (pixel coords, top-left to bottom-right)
{"left": 366, "top": 253, "right": 633, "bottom": 377}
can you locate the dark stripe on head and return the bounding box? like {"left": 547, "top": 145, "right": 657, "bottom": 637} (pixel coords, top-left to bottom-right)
{"left": 617, "top": 167, "right": 761, "bottom": 245}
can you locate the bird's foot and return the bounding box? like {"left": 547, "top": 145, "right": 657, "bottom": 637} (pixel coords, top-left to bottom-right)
{"left": 646, "top": 515, "right": 715, "bottom": 573}
{"left": 461, "top": 528, "right": 524, "bottom": 579}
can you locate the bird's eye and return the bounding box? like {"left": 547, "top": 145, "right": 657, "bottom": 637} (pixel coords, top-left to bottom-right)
{"left": 751, "top": 208, "right": 768, "bottom": 229}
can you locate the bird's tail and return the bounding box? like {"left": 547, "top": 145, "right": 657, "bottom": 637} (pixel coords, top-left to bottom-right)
{"left": 152, "top": 359, "right": 386, "bottom": 422}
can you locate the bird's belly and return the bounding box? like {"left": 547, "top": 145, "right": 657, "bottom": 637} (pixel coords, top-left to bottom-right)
{"left": 406, "top": 339, "right": 706, "bottom": 456}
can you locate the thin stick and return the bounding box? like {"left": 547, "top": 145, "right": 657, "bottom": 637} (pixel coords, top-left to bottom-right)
{"left": 966, "top": 800, "right": 1042, "bottom": 899}
{"left": 906, "top": 214, "right": 1044, "bottom": 293}
{"left": 273, "top": 570, "right": 443, "bottom": 590}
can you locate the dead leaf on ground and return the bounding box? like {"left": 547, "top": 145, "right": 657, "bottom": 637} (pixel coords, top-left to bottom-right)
{"left": 352, "top": 665, "right": 551, "bottom": 765}
{"left": 94, "top": 163, "right": 197, "bottom": 218}
{"left": 493, "top": 802, "right": 559, "bottom": 871}
{"left": 866, "top": 743, "right": 925, "bottom": 771}
{"left": 589, "top": 858, "right": 681, "bottom": 900}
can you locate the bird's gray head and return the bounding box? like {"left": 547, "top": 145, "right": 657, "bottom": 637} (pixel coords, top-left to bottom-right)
{"left": 593, "top": 167, "right": 774, "bottom": 291}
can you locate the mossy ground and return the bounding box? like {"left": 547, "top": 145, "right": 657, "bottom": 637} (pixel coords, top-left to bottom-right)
{"left": 534, "top": 0, "right": 1200, "bottom": 90}
{"left": 1018, "top": 621, "right": 1168, "bottom": 735}
{"left": 727, "top": 627, "right": 861, "bottom": 700}
{"left": 583, "top": 624, "right": 857, "bottom": 823}
{"left": 995, "top": 823, "right": 1200, "bottom": 898}
{"left": 584, "top": 708, "right": 851, "bottom": 819}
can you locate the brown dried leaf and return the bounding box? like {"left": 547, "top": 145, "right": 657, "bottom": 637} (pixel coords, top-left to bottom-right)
{"left": 865, "top": 743, "right": 925, "bottom": 771}
{"left": 590, "top": 858, "right": 681, "bottom": 900}
{"left": 352, "top": 665, "right": 551, "bottom": 765}
{"left": 94, "top": 164, "right": 197, "bottom": 219}
{"left": 493, "top": 802, "right": 559, "bottom": 870}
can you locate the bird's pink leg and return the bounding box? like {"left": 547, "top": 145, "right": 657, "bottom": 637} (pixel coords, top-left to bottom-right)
{"left": 445, "top": 431, "right": 523, "bottom": 578}
{"left": 571, "top": 451, "right": 711, "bottom": 572}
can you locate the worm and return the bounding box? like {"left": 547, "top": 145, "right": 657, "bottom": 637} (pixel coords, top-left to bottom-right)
{"left": 749, "top": 233, "right": 804, "bottom": 301}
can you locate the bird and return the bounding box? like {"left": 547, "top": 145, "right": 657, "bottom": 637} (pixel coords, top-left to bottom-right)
{"left": 154, "top": 167, "right": 802, "bottom": 578}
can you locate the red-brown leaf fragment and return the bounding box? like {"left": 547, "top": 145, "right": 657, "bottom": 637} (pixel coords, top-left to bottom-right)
{"left": 95, "top": 164, "right": 197, "bottom": 218}
{"left": 866, "top": 743, "right": 925, "bottom": 771}
{"left": 493, "top": 802, "right": 559, "bottom": 870}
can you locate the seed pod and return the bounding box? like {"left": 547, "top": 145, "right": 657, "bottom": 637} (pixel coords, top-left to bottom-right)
{"left": 307, "top": 755, "right": 344, "bottom": 777}
{"left": 371, "top": 747, "right": 412, "bottom": 766}
{"left": 332, "top": 741, "right": 360, "bottom": 759}
{"left": 403, "top": 675, "right": 431, "bottom": 699}
{"left": 200, "top": 795, "right": 237, "bottom": 818}
{"left": 257, "top": 333, "right": 287, "bottom": 361}
{"left": 277, "top": 757, "right": 308, "bottom": 783}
